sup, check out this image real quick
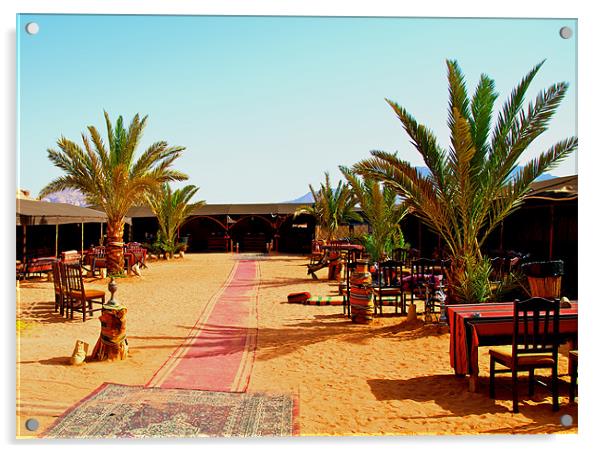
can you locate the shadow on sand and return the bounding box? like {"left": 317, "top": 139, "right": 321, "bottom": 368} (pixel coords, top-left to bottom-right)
{"left": 367, "top": 374, "right": 577, "bottom": 429}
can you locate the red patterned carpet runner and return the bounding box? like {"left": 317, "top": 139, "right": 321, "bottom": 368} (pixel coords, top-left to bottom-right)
{"left": 146, "top": 259, "right": 259, "bottom": 392}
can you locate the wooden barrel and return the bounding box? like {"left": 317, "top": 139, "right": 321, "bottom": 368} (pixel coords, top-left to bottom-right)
{"left": 523, "top": 260, "right": 564, "bottom": 298}
{"left": 350, "top": 260, "right": 374, "bottom": 324}
{"left": 527, "top": 276, "right": 562, "bottom": 298}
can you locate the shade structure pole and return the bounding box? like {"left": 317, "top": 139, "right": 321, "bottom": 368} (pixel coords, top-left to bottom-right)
{"left": 81, "top": 223, "right": 84, "bottom": 257}
{"left": 22, "top": 225, "right": 27, "bottom": 263}
{"left": 549, "top": 205, "right": 555, "bottom": 260}
{"left": 55, "top": 224, "right": 59, "bottom": 257}
{"left": 100, "top": 222, "right": 104, "bottom": 245}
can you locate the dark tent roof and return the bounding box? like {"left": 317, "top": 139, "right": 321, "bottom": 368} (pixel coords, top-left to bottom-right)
{"left": 527, "top": 175, "right": 577, "bottom": 200}
{"left": 125, "top": 175, "right": 578, "bottom": 220}
{"left": 16, "top": 198, "right": 111, "bottom": 226}
{"left": 127, "top": 202, "right": 307, "bottom": 218}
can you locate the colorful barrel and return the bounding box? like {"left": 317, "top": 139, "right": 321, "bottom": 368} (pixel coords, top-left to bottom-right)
{"left": 350, "top": 260, "right": 374, "bottom": 324}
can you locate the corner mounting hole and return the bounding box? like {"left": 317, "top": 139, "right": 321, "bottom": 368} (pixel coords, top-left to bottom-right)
{"left": 25, "top": 22, "right": 39, "bottom": 35}
{"left": 559, "top": 26, "right": 573, "bottom": 39}
{"left": 560, "top": 414, "right": 573, "bottom": 427}
{"left": 25, "top": 418, "right": 39, "bottom": 431}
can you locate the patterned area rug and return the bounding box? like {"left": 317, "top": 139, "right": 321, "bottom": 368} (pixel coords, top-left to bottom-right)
{"left": 43, "top": 383, "right": 298, "bottom": 438}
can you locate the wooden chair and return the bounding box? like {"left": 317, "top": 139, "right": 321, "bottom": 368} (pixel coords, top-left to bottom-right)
{"left": 569, "top": 350, "right": 578, "bottom": 402}
{"left": 126, "top": 243, "right": 148, "bottom": 268}
{"left": 424, "top": 258, "right": 449, "bottom": 322}
{"left": 342, "top": 254, "right": 357, "bottom": 317}
{"left": 391, "top": 247, "right": 410, "bottom": 266}
{"left": 407, "top": 258, "right": 437, "bottom": 307}
{"left": 51, "top": 260, "right": 65, "bottom": 315}
{"left": 374, "top": 260, "right": 404, "bottom": 316}
{"left": 91, "top": 246, "right": 107, "bottom": 277}
{"left": 489, "top": 297, "right": 561, "bottom": 413}
{"left": 63, "top": 263, "right": 105, "bottom": 321}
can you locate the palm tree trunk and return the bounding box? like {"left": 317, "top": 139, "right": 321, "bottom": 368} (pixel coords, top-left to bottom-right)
{"left": 106, "top": 219, "right": 125, "bottom": 275}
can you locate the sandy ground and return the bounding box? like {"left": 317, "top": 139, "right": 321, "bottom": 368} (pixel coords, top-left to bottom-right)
{"left": 16, "top": 253, "right": 577, "bottom": 437}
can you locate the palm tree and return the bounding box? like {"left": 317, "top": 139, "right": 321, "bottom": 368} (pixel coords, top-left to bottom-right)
{"left": 353, "top": 60, "right": 577, "bottom": 303}
{"left": 146, "top": 183, "right": 205, "bottom": 258}
{"left": 339, "top": 166, "right": 409, "bottom": 262}
{"left": 294, "top": 172, "right": 361, "bottom": 242}
{"left": 40, "top": 112, "right": 188, "bottom": 275}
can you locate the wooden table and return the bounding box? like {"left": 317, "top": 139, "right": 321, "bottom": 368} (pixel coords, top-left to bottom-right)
{"left": 447, "top": 302, "right": 578, "bottom": 392}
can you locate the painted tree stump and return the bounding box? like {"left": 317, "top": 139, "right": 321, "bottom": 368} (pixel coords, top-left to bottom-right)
{"left": 91, "top": 278, "right": 128, "bottom": 361}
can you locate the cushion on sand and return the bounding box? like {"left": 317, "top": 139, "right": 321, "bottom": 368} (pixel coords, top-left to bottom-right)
{"left": 287, "top": 292, "right": 311, "bottom": 304}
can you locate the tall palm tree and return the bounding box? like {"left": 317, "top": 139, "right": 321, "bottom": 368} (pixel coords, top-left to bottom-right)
{"left": 40, "top": 112, "right": 188, "bottom": 275}
{"left": 146, "top": 183, "right": 205, "bottom": 257}
{"left": 339, "top": 166, "right": 409, "bottom": 261}
{"left": 295, "top": 172, "right": 361, "bottom": 242}
{"left": 353, "top": 60, "right": 577, "bottom": 303}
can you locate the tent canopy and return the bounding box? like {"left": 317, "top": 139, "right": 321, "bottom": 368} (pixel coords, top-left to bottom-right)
{"left": 527, "top": 175, "right": 577, "bottom": 200}
{"left": 16, "top": 198, "right": 119, "bottom": 226}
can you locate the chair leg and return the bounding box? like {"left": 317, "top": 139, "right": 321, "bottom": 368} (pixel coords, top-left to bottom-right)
{"left": 489, "top": 356, "right": 496, "bottom": 399}
{"left": 512, "top": 369, "right": 519, "bottom": 413}
{"left": 528, "top": 369, "right": 535, "bottom": 397}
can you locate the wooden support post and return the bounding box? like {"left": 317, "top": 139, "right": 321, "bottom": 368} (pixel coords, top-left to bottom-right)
{"left": 22, "top": 225, "right": 27, "bottom": 263}
{"left": 55, "top": 224, "right": 59, "bottom": 257}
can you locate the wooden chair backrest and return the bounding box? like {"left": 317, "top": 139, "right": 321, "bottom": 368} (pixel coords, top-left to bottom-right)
{"left": 411, "top": 258, "right": 436, "bottom": 280}
{"left": 64, "top": 263, "right": 85, "bottom": 295}
{"left": 92, "top": 246, "right": 106, "bottom": 258}
{"left": 512, "top": 297, "right": 560, "bottom": 359}
{"left": 391, "top": 247, "right": 409, "bottom": 265}
{"left": 378, "top": 260, "right": 404, "bottom": 289}
{"left": 58, "top": 261, "right": 69, "bottom": 294}
{"left": 344, "top": 252, "right": 357, "bottom": 296}
{"left": 51, "top": 260, "right": 62, "bottom": 295}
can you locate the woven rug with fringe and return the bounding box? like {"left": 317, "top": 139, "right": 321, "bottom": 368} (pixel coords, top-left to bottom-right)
{"left": 43, "top": 383, "right": 299, "bottom": 438}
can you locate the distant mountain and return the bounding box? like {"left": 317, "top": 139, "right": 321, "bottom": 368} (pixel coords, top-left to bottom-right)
{"left": 41, "top": 189, "right": 89, "bottom": 207}
{"left": 284, "top": 192, "right": 314, "bottom": 204}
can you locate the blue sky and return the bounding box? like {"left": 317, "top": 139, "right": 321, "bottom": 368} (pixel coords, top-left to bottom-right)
{"left": 17, "top": 15, "right": 577, "bottom": 203}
